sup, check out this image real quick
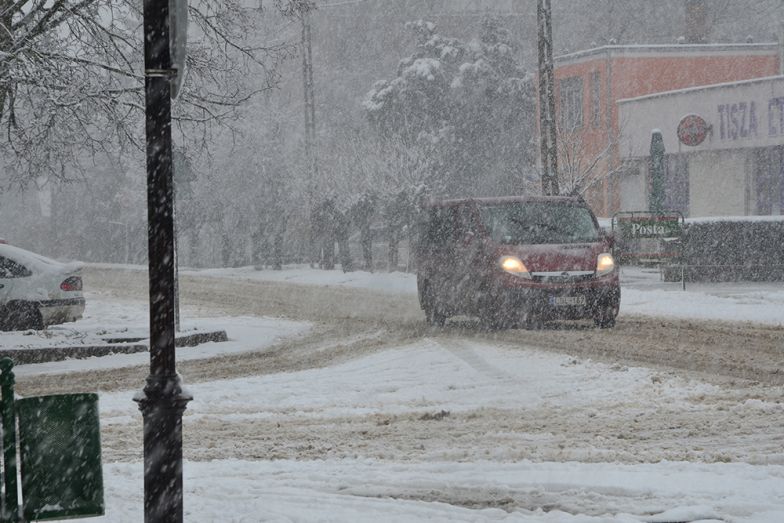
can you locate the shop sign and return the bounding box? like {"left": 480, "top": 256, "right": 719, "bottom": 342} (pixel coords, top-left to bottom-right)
{"left": 677, "top": 114, "right": 709, "bottom": 146}
{"left": 717, "top": 101, "right": 758, "bottom": 141}
{"left": 616, "top": 215, "right": 683, "bottom": 239}
{"left": 716, "top": 96, "right": 784, "bottom": 142}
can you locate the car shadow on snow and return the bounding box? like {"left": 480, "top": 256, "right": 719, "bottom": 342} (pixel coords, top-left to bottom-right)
{"left": 438, "top": 317, "right": 598, "bottom": 333}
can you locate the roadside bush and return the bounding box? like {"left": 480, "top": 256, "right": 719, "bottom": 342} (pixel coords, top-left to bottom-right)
{"left": 680, "top": 218, "right": 784, "bottom": 281}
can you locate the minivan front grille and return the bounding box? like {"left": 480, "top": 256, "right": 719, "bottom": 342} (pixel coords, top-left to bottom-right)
{"left": 531, "top": 271, "right": 595, "bottom": 283}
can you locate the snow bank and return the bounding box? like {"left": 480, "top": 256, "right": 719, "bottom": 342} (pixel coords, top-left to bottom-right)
{"left": 75, "top": 459, "right": 784, "bottom": 522}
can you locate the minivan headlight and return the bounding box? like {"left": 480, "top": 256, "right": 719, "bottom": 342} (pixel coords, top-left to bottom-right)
{"left": 500, "top": 256, "right": 532, "bottom": 279}
{"left": 596, "top": 253, "right": 616, "bottom": 276}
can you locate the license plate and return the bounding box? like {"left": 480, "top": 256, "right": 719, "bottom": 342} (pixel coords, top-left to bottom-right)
{"left": 549, "top": 295, "right": 586, "bottom": 307}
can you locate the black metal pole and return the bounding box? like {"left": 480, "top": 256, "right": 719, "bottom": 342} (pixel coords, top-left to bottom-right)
{"left": 135, "top": 1, "right": 192, "bottom": 522}
{"left": 0, "top": 358, "right": 20, "bottom": 522}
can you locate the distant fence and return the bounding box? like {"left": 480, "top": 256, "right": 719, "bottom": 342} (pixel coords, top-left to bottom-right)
{"left": 611, "top": 212, "right": 784, "bottom": 283}
{"left": 671, "top": 218, "right": 784, "bottom": 282}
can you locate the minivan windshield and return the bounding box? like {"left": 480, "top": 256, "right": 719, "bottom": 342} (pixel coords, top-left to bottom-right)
{"left": 479, "top": 203, "right": 599, "bottom": 245}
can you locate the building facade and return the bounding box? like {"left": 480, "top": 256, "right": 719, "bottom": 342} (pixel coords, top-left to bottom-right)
{"left": 618, "top": 75, "right": 784, "bottom": 217}
{"left": 551, "top": 43, "right": 780, "bottom": 216}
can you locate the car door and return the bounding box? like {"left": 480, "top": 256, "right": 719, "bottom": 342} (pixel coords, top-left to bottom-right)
{"left": 450, "top": 203, "right": 484, "bottom": 312}
{"left": 422, "top": 207, "right": 458, "bottom": 305}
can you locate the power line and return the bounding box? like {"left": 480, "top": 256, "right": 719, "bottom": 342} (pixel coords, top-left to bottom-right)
{"left": 318, "top": 0, "right": 371, "bottom": 7}
{"left": 316, "top": 0, "right": 534, "bottom": 16}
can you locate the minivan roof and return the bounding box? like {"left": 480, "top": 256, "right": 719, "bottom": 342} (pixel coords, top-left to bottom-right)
{"left": 426, "top": 195, "right": 586, "bottom": 208}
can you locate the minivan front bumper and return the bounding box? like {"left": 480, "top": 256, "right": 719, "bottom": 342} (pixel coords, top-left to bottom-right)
{"left": 484, "top": 274, "right": 620, "bottom": 321}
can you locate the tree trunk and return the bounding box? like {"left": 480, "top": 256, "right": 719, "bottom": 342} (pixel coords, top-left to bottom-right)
{"left": 273, "top": 231, "right": 284, "bottom": 270}
{"left": 388, "top": 228, "right": 399, "bottom": 272}
{"left": 322, "top": 238, "right": 335, "bottom": 270}
{"left": 189, "top": 229, "right": 199, "bottom": 268}
{"left": 336, "top": 213, "right": 353, "bottom": 272}
{"left": 360, "top": 222, "right": 372, "bottom": 272}
{"left": 222, "top": 231, "right": 231, "bottom": 267}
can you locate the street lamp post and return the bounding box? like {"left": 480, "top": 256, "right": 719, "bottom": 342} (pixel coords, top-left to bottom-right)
{"left": 136, "top": 1, "right": 192, "bottom": 521}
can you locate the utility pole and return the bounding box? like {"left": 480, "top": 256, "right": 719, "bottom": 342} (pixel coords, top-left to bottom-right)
{"left": 301, "top": 6, "right": 319, "bottom": 265}
{"left": 137, "top": 0, "right": 191, "bottom": 521}
{"left": 537, "top": 0, "right": 559, "bottom": 196}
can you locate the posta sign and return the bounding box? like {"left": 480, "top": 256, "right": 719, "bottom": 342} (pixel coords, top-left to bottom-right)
{"left": 677, "top": 113, "right": 709, "bottom": 146}
{"left": 616, "top": 214, "right": 683, "bottom": 239}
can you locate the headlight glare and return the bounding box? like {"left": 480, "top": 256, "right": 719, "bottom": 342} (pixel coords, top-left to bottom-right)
{"left": 596, "top": 253, "right": 615, "bottom": 276}
{"left": 500, "top": 256, "right": 531, "bottom": 278}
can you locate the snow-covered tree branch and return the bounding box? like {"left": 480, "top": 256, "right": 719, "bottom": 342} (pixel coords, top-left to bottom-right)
{"left": 363, "top": 18, "right": 539, "bottom": 198}
{"left": 0, "top": 0, "right": 308, "bottom": 185}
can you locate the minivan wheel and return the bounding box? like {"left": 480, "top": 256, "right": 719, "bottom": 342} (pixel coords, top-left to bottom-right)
{"left": 593, "top": 306, "right": 617, "bottom": 329}
{"left": 422, "top": 282, "right": 447, "bottom": 327}
{"left": 479, "top": 309, "right": 512, "bottom": 331}
{"left": 426, "top": 305, "right": 447, "bottom": 327}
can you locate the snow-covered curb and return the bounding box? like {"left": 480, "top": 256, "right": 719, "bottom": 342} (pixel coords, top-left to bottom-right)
{"left": 11, "top": 295, "right": 310, "bottom": 376}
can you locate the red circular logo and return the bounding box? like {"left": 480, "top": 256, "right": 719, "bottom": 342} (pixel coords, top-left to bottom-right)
{"left": 677, "top": 114, "right": 709, "bottom": 146}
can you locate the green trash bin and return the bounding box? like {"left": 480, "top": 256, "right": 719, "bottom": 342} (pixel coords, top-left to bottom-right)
{"left": 16, "top": 393, "right": 104, "bottom": 521}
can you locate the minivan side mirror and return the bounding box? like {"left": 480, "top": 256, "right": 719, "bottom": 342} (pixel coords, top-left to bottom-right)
{"left": 601, "top": 230, "right": 615, "bottom": 249}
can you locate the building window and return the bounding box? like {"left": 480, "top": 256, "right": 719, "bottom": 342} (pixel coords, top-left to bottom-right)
{"left": 591, "top": 71, "right": 601, "bottom": 128}
{"left": 559, "top": 76, "right": 583, "bottom": 132}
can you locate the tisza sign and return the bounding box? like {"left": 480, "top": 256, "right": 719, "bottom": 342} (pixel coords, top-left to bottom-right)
{"left": 717, "top": 101, "right": 758, "bottom": 140}
{"left": 717, "top": 96, "right": 784, "bottom": 142}
{"left": 618, "top": 77, "right": 784, "bottom": 157}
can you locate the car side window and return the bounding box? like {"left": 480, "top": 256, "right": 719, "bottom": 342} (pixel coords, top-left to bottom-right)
{"left": 426, "top": 208, "right": 456, "bottom": 246}
{"left": 0, "top": 256, "right": 32, "bottom": 278}
{"left": 457, "top": 205, "right": 478, "bottom": 236}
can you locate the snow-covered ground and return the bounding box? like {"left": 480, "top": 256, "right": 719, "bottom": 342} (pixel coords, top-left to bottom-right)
{"left": 11, "top": 265, "right": 784, "bottom": 522}
{"left": 85, "top": 459, "right": 784, "bottom": 522}
{"left": 619, "top": 267, "right": 784, "bottom": 325}
{"left": 181, "top": 264, "right": 784, "bottom": 326}
{"left": 86, "top": 332, "right": 784, "bottom": 522}
{"left": 187, "top": 264, "right": 418, "bottom": 295}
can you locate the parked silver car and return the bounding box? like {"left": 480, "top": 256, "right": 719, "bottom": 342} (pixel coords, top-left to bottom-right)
{"left": 0, "top": 243, "right": 85, "bottom": 330}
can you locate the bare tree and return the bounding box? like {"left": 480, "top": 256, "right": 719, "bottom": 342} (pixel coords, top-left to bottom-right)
{"left": 0, "top": 0, "right": 307, "bottom": 185}
{"left": 311, "top": 128, "right": 433, "bottom": 271}
{"left": 556, "top": 123, "right": 632, "bottom": 197}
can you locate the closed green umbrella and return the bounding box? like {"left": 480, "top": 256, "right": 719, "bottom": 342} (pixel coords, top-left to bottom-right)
{"left": 649, "top": 130, "right": 666, "bottom": 213}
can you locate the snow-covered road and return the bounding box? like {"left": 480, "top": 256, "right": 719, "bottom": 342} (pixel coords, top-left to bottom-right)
{"left": 14, "top": 266, "right": 784, "bottom": 522}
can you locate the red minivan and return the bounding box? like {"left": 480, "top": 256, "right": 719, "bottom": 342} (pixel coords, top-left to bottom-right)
{"left": 415, "top": 196, "right": 620, "bottom": 329}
